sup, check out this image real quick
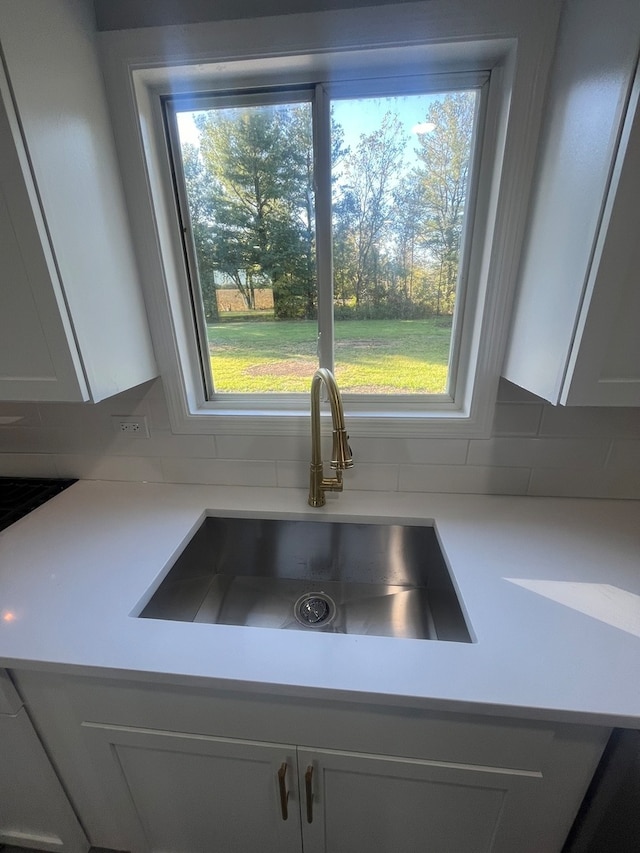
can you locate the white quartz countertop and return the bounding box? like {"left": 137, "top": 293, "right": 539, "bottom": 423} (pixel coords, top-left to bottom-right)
{"left": 0, "top": 480, "right": 639, "bottom": 726}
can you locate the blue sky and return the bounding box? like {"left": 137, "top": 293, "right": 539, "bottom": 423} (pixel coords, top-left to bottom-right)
{"left": 176, "top": 91, "right": 444, "bottom": 170}
{"left": 332, "top": 94, "right": 435, "bottom": 146}
{"left": 331, "top": 93, "right": 438, "bottom": 169}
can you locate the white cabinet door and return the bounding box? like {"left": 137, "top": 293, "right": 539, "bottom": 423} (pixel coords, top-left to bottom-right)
{"left": 0, "top": 708, "right": 88, "bottom": 853}
{"left": 81, "top": 722, "right": 302, "bottom": 853}
{"left": 12, "top": 672, "right": 608, "bottom": 853}
{"left": 0, "top": 0, "right": 157, "bottom": 403}
{"left": 298, "top": 747, "right": 546, "bottom": 853}
{"left": 502, "top": 0, "right": 640, "bottom": 406}
{"left": 79, "top": 725, "right": 549, "bottom": 853}
{"left": 563, "top": 68, "right": 640, "bottom": 405}
{"left": 0, "top": 62, "right": 87, "bottom": 402}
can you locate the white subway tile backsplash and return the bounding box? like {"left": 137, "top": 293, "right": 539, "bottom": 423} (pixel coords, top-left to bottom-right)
{"left": 600, "top": 439, "right": 640, "bottom": 499}
{"left": 36, "top": 425, "right": 116, "bottom": 454}
{"left": 134, "top": 430, "right": 216, "bottom": 459}
{"left": 161, "top": 457, "right": 277, "bottom": 487}
{"left": 492, "top": 403, "right": 543, "bottom": 436}
{"left": 0, "top": 427, "right": 62, "bottom": 454}
{"left": 606, "top": 439, "right": 640, "bottom": 469}
{"left": 399, "top": 464, "right": 530, "bottom": 495}
{"left": 347, "top": 463, "right": 399, "bottom": 492}
{"left": 0, "top": 402, "right": 41, "bottom": 427}
{"left": 277, "top": 460, "right": 399, "bottom": 492}
{"left": 528, "top": 468, "right": 640, "bottom": 500}
{"left": 37, "top": 380, "right": 168, "bottom": 432}
{"left": 468, "top": 437, "right": 609, "bottom": 469}
{"left": 276, "top": 460, "right": 308, "bottom": 489}
{"left": 54, "top": 454, "right": 165, "bottom": 482}
{"left": 37, "top": 401, "right": 115, "bottom": 431}
{"left": 539, "top": 407, "right": 640, "bottom": 438}
{"left": 3, "top": 376, "right": 639, "bottom": 499}
{"left": 496, "top": 378, "right": 545, "bottom": 404}
{"left": 216, "top": 434, "right": 307, "bottom": 461}
{"left": 0, "top": 453, "right": 59, "bottom": 478}
{"left": 102, "top": 379, "right": 171, "bottom": 430}
{"left": 352, "top": 437, "right": 468, "bottom": 465}
{"left": 98, "top": 378, "right": 160, "bottom": 408}
{"left": 107, "top": 379, "right": 171, "bottom": 430}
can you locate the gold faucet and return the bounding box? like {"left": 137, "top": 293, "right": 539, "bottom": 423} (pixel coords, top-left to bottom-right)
{"left": 308, "top": 368, "right": 353, "bottom": 507}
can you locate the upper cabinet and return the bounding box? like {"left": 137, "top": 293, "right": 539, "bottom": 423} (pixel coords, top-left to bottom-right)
{"left": 502, "top": 0, "right": 640, "bottom": 406}
{"left": 0, "top": 0, "right": 157, "bottom": 402}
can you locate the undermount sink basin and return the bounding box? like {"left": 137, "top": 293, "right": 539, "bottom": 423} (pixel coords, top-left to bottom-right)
{"left": 138, "top": 516, "right": 472, "bottom": 643}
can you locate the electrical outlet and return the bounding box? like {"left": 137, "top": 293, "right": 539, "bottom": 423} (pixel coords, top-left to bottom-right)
{"left": 112, "top": 416, "right": 150, "bottom": 439}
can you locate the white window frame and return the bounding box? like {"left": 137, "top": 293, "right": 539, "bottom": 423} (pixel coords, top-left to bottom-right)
{"left": 164, "top": 73, "right": 486, "bottom": 407}
{"left": 97, "top": 3, "right": 556, "bottom": 438}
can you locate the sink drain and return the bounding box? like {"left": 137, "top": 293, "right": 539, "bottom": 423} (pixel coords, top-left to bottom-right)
{"left": 294, "top": 592, "right": 336, "bottom": 628}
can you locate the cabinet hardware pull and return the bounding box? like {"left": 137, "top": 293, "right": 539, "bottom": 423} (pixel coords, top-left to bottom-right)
{"left": 278, "top": 762, "right": 289, "bottom": 820}
{"left": 305, "top": 764, "right": 314, "bottom": 823}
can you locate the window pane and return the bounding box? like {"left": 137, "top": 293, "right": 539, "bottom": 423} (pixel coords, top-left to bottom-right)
{"left": 331, "top": 90, "right": 478, "bottom": 394}
{"left": 175, "top": 101, "right": 318, "bottom": 393}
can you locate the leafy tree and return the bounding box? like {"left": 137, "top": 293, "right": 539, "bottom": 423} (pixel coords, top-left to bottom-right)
{"left": 413, "top": 92, "right": 476, "bottom": 315}
{"left": 180, "top": 91, "right": 476, "bottom": 326}
{"left": 181, "top": 143, "right": 219, "bottom": 322}
{"left": 333, "top": 112, "right": 407, "bottom": 309}
{"left": 195, "top": 104, "right": 316, "bottom": 319}
{"left": 390, "top": 176, "right": 427, "bottom": 307}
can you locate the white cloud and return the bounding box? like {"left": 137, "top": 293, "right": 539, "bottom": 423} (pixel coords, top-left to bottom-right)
{"left": 411, "top": 121, "right": 436, "bottom": 135}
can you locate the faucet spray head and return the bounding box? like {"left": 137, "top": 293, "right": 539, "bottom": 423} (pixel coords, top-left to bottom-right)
{"left": 331, "top": 428, "right": 353, "bottom": 470}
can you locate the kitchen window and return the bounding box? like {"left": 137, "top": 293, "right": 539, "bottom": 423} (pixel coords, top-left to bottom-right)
{"left": 101, "top": 4, "right": 540, "bottom": 437}
{"left": 164, "top": 77, "right": 484, "bottom": 407}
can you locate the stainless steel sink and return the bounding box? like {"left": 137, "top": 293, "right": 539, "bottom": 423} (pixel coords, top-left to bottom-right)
{"left": 138, "top": 516, "right": 472, "bottom": 642}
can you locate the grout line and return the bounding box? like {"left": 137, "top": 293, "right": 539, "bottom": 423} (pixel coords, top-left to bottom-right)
{"left": 603, "top": 439, "right": 614, "bottom": 468}
{"left": 534, "top": 403, "right": 544, "bottom": 436}
{"left": 525, "top": 466, "right": 534, "bottom": 495}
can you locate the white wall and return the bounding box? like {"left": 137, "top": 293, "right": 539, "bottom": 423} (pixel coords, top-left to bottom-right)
{"left": 0, "top": 378, "right": 638, "bottom": 499}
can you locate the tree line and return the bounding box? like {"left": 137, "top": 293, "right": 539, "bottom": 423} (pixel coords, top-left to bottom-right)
{"left": 180, "top": 91, "right": 476, "bottom": 323}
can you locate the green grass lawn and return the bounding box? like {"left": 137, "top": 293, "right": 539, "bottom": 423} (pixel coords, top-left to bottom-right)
{"left": 206, "top": 317, "right": 452, "bottom": 394}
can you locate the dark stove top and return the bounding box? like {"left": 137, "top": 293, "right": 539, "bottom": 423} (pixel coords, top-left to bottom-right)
{"left": 0, "top": 477, "right": 76, "bottom": 532}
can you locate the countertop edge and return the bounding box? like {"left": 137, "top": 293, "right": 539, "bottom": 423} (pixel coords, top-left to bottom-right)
{"left": 2, "top": 655, "right": 637, "bottom": 730}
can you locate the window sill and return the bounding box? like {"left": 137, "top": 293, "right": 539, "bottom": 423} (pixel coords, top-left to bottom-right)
{"left": 165, "top": 397, "right": 495, "bottom": 438}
